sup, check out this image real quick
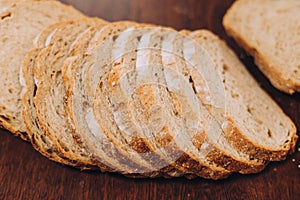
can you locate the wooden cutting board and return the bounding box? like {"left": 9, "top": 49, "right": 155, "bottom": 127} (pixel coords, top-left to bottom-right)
{"left": 0, "top": 0, "right": 299, "bottom": 199}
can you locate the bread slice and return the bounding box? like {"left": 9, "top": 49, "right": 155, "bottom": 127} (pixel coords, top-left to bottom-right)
{"left": 0, "top": 0, "right": 85, "bottom": 140}
{"left": 24, "top": 19, "right": 109, "bottom": 169}
{"left": 189, "top": 30, "right": 298, "bottom": 161}
{"left": 223, "top": 0, "right": 300, "bottom": 94}
{"left": 21, "top": 21, "right": 92, "bottom": 168}
{"left": 21, "top": 22, "right": 69, "bottom": 151}
{"left": 21, "top": 48, "right": 88, "bottom": 167}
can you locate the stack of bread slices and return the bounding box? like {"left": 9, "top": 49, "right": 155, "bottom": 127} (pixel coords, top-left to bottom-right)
{"left": 0, "top": 0, "right": 298, "bottom": 179}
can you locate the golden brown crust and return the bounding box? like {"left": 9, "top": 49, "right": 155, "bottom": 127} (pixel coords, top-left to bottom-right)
{"left": 0, "top": 121, "right": 29, "bottom": 141}
{"left": 205, "top": 147, "right": 268, "bottom": 174}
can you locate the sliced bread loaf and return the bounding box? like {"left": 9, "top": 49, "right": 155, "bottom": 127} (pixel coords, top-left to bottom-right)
{"left": 190, "top": 30, "right": 298, "bottom": 161}
{"left": 0, "top": 0, "right": 85, "bottom": 140}
{"left": 223, "top": 0, "right": 300, "bottom": 94}
{"left": 73, "top": 22, "right": 237, "bottom": 178}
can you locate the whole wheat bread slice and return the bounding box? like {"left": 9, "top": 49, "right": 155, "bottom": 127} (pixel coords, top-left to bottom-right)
{"left": 0, "top": 0, "right": 85, "bottom": 140}
{"left": 223, "top": 0, "right": 300, "bottom": 94}
{"left": 190, "top": 30, "right": 298, "bottom": 161}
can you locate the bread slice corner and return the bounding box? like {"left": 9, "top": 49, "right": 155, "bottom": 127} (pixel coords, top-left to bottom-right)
{"left": 222, "top": 0, "right": 300, "bottom": 94}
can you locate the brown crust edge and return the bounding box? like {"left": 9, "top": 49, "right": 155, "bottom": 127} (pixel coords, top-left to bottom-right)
{"left": 225, "top": 117, "right": 298, "bottom": 161}
{"left": 0, "top": 121, "right": 29, "bottom": 141}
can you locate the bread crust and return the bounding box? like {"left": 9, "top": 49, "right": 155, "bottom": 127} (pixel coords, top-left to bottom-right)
{"left": 224, "top": 117, "right": 298, "bottom": 161}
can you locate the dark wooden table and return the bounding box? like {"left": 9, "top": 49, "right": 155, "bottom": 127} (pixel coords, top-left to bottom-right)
{"left": 1, "top": 0, "right": 299, "bottom": 199}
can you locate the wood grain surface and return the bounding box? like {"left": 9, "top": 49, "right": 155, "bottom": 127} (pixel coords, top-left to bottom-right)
{"left": 1, "top": 0, "right": 299, "bottom": 199}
